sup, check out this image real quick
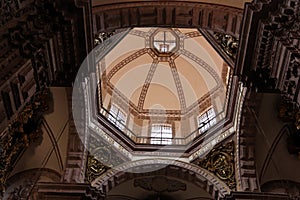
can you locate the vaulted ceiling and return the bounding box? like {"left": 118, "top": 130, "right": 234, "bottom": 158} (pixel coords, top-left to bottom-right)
{"left": 99, "top": 28, "right": 229, "bottom": 118}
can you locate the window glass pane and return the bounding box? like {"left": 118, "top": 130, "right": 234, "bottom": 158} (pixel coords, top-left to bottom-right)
{"left": 108, "top": 104, "right": 126, "bottom": 130}
{"left": 198, "top": 108, "right": 216, "bottom": 133}
{"left": 151, "top": 124, "right": 172, "bottom": 144}
{"left": 207, "top": 108, "right": 216, "bottom": 119}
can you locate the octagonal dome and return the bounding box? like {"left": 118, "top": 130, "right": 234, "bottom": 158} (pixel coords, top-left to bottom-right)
{"left": 97, "top": 27, "right": 231, "bottom": 145}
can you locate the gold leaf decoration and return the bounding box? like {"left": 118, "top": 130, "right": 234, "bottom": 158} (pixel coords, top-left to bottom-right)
{"left": 195, "top": 141, "right": 236, "bottom": 190}
{"left": 85, "top": 153, "right": 109, "bottom": 183}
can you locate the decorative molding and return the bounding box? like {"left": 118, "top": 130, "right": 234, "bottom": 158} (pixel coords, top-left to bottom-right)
{"left": 235, "top": 92, "right": 261, "bottom": 192}
{"left": 106, "top": 48, "right": 149, "bottom": 81}
{"left": 169, "top": 59, "right": 187, "bottom": 110}
{"left": 237, "top": 0, "right": 300, "bottom": 100}
{"left": 92, "top": 2, "right": 244, "bottom": 37}
{"left": 85, "top": 153, "right": 109, "bottom": 183}
{"left": 92, "top": 159, "right": 231, "bottom": 199}
{"left": 36, "top": 182, "right": 105, "bottom": 200}
{"left": 194, "top": 141, "right": 236, "bottom": 190}
{"left": 181, "top": 49, "right": 222, "bottom": 87}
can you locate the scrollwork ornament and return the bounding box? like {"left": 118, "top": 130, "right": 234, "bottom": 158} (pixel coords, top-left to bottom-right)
{"left": 85, "top": 154, "right": 109, "bottom": 183}
{"left": 195, "top": 141, "right": 236, "bottom": 190}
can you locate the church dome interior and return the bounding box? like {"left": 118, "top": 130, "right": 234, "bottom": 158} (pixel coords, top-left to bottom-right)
{"left": 97, "top": 27, "right": 230, "bottom": 146}
{"left": 0, "top": 0, "right": 299, "bottom": 199}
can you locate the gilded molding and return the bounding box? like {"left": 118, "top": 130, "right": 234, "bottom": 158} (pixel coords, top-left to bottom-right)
{"left": 85, "top": 153, "right": 109, "bottom": 183}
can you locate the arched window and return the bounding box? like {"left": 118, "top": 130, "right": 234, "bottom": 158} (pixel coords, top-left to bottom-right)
{"left": 108, "top": 104, "right": 126, "bottom": 130}
{"left": 150, "top": 124, "right": 172, "bottom": 144}
{"left": 198, "top": 108, "right": 216, "bottom": 133}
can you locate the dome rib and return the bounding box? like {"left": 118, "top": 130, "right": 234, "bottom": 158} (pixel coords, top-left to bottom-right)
{"left": 169, "top": 59, "right": 187, "bottom": 110}
{"left": 137, "top": 59, "right": 159, "bottom": 110}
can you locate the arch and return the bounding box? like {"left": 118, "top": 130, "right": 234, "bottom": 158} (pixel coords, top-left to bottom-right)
{"left": 92, "top": 159, "right": 230, "bottom": 199}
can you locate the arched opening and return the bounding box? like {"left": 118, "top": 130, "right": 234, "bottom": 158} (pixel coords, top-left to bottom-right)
{"left": 92, "top": 159, "right": 230, "bottom": 199}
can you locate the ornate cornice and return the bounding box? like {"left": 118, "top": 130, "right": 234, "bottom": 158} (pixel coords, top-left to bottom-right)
{"left": 36, "top": 182, "right": 105, "bottom": 200}
{"left": 92, "top": 2, "right": 244, "bottom": 37}
{"left": 237, "top": 0, "right": 300, "bottom": 100}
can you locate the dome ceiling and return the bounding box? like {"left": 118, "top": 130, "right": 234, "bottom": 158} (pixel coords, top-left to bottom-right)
{"left": 99, "top": 28, "right": 229, "bottom": 118}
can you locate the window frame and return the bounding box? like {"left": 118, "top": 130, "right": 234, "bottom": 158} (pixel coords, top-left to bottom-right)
{"left": 150, "top": 123, "right": 173, "bottom": 145}
{"left": 107, "top": 104, "right": 127, "bottom": 130}
{"left": 198, "top": 107, "right": 217, "bottom": 133}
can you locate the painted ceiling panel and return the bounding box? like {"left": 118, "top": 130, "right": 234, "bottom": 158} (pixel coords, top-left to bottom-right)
{"left": 110, "top": 55, "right": 153, "bottom": 102}
{"left": 184, "top": 37, "right": 223, "bottom": 74}
{"left": 175, "top": 57, "right": 209, "bottom": 108}
{"left": 143, "top": 83, "right": 181, "bottom": 110}
{"left": 105, "top": 34, "right": 145, "bottom": 69}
